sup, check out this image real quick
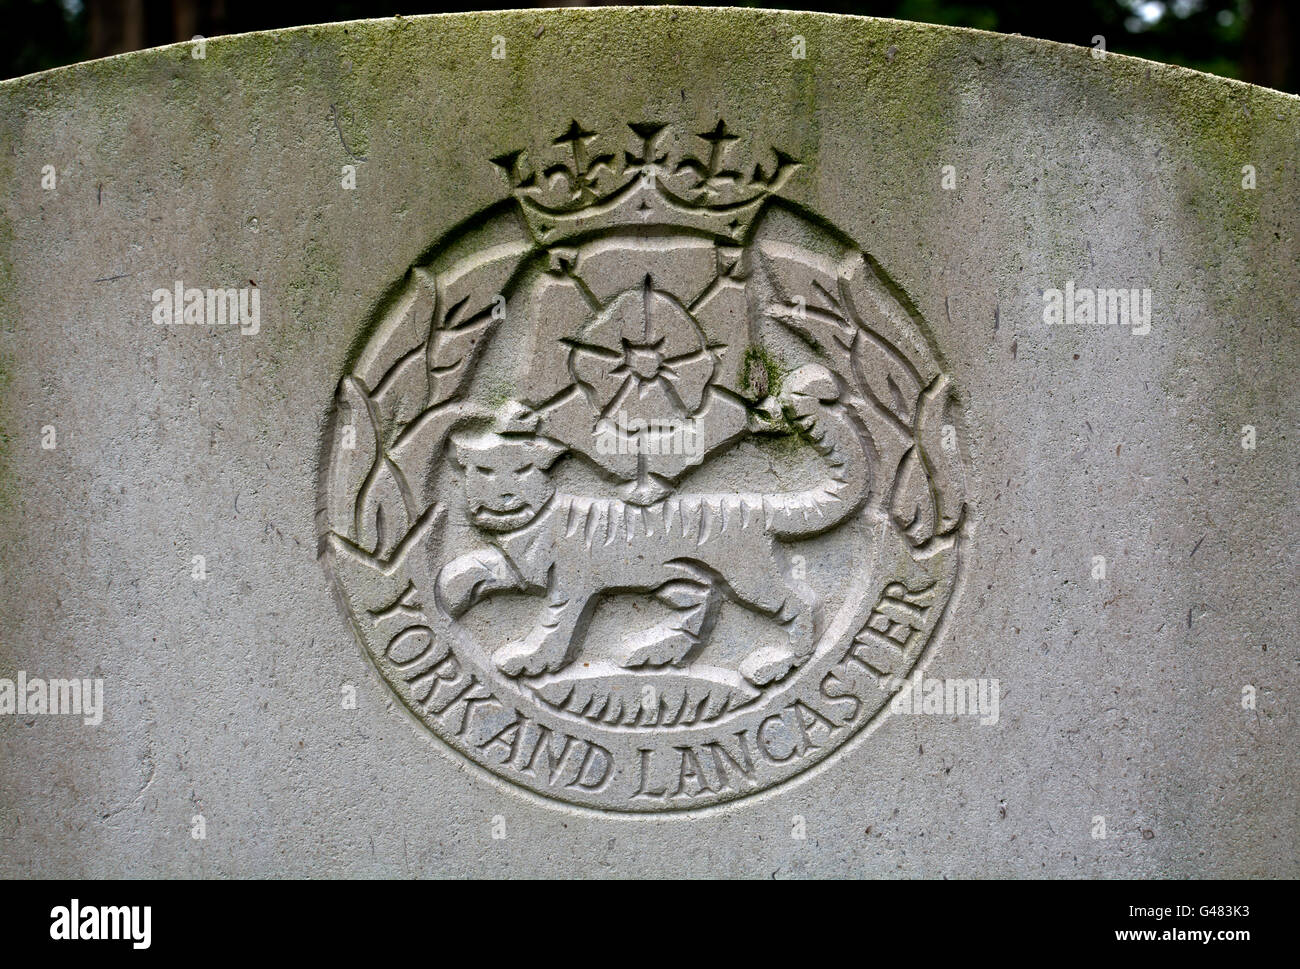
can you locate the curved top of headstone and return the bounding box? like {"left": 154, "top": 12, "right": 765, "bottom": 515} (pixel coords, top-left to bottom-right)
{"left": 4, "top": 6, "right": 1299, "bottom": 103}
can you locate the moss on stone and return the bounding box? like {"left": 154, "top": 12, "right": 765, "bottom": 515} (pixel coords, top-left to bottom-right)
{"left": 741, "top": 344, "right": 783, "bottom": 399}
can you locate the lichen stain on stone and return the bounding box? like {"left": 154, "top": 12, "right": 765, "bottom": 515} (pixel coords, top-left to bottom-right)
{"left": 741, "top": 343, "right": 783, "bottom": 400}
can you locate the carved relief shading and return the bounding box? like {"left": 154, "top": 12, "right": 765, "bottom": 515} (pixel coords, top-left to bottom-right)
{"left": 319, "top": 120, "right": 969, "bottom": 811}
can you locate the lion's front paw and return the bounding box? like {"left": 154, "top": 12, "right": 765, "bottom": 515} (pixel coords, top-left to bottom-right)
{"left": 739, "top": 646, "right": 800, "bottom": 687}
{"left": 435, "top": 559, "right": 484, "bottom": 618}
{"left": 493, "top": 636, "right": 568, "bottom": 677}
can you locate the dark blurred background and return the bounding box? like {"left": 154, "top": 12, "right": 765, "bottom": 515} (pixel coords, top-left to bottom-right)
{"left": 3, "top": 0, "right": 1297, "bottom": 92}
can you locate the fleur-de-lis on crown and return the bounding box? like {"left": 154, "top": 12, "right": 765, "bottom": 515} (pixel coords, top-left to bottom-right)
{"left": 625, "top": 122, "right": 669, "bottom": 171}
{"left": 542, "top": 120, "right": 616, "bottom": 204}
{"left": 674, "top": 120, "right": 742, "bottom": 198}
{"left": 488, "top": 148, "right": 535, "bottom": 190}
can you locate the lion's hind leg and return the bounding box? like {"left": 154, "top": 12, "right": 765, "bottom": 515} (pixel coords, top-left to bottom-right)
{"left": 725, "top": 555, "right": 820, "bottom": 687}
{"left": 494, "top": 587, "right": 594, "bottom": 677}
{"left": 618, "top": 579, "right": 720, "bottom": 669}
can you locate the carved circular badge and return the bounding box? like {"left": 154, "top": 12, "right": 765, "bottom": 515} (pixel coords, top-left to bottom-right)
{"left": 320, "top": 121, "right": 969, "bottom": 812}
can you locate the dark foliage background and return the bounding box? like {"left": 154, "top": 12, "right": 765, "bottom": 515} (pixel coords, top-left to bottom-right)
{"left": 1, "top": 0, "right": 1296, "bottom": 93}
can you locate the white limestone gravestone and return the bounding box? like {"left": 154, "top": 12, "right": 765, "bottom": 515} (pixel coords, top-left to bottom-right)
{"left": 0, "top": 9, "right": 1295, "bottom": 876}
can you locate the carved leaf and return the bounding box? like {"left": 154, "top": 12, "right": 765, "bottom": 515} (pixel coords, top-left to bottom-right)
{"left": 913, "top": 375, "right": 965, "bottom": 536}
{"left": 426, "top": 316, "right": 496, "bottom": 408}
{"left": 357, "top": 455, "right": 412, "bottom": 560}
{"left": 352, "top": 270, "right": 437, "bottom": 394}
{"left": 420, "top": 232, "right": 531, "bottom": 408}
{"left": 890, "top": 445, "right": 937, "bottom": 545}
{"left": 753, "top": 244, "right": 856, "bottom": 369}
{"left": 329, "top": 376, "right": 380, "bottom": 544}
{"left": 371, "top": 345, "right": 429, "bottom": 445}
{"left": 851, "top": 329, "right": 920, "bottom": 428}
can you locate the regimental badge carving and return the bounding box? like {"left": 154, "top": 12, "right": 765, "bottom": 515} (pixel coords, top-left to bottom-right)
{"left": 319, "top": 120, "right": 970, "bottom": 812}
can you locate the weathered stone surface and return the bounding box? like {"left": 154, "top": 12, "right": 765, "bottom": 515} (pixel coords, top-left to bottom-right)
{"left": 0, "top": 9, "right": 1296, "bottom": 876}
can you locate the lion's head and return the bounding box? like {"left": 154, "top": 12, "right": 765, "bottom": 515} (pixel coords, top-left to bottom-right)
{"left": 450, "top": 428, "right": 566, "bottom": 533}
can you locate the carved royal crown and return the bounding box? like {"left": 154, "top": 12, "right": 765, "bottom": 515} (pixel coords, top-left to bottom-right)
{"left": 491, "top": 120, "right": 800, "bottom": 245}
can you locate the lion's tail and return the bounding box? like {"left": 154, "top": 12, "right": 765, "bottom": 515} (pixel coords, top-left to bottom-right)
{"left": 762, "top": 365, "right": 874, "bottom": 540}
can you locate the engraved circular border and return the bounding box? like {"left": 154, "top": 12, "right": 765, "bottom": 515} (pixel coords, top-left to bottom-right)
{"left": 319, "top": 124, "right": 970, "bottom": 812}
